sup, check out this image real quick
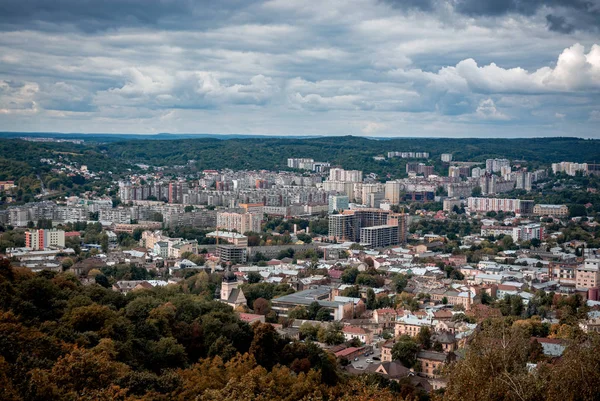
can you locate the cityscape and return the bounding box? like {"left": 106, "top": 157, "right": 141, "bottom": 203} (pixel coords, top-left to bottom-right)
{"left": 1, "top": 135, "right": 600, "bottom": 400}
{"left": 1, "top": 0, "right": 600, "bottom": 400}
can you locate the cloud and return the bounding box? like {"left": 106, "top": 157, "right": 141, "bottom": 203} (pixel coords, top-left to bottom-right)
{"left": 0, "top": 0, "right": 263, "bottom": 32}
{"left": 546, "top": 14, "right": 575, "bottom": 34}
{"left": 0, "top": 80, "right": 39, "bottom": 115}
{"left": 96, "top": 69, "right": 279, "bottom": 109}
{"left": 399, "top": 43, "right": 600, "bottom": 94}
{"left": 451, "top": 0, "right": 600, "bottom": 33}
{"left": 0, "top": 0, "right": 599, "bottom": 137}
{"left": 361, "top": 121, "right": 389, "bottom": 134}
{"left": 475, "top": 98, "right": 509, "bottom": 120}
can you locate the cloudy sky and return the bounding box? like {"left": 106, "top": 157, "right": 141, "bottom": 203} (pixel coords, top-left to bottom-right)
{"left": 1, "top": 0, "right": 599, "bottom": 137}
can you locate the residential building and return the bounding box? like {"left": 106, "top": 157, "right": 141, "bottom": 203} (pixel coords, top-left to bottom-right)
{"left": 25, "top": 229, "right": 65, "bottom": 250}
{"left": 576, "top": 259, "right": 600, "bottom": 290}
{"left": 360, "top": 225, "right": 400, "bottom": 248}
{"left": 467, "top": 197, "right": 534, "bottom": 215}
{"left": 206, "top": 231, "right": 248, "bottom": 247}
{"left": 329, "top": 168, "right": 363, "bottom": 182}
{"left": 441, "top": 154, "right": 453, "bottom": 162}
{"left": 373, "top": 308, "right": 397, "bottom": 329}
{"left": 217, "top": 211, "right": 261, "bottom": 234}
{"left": 417, "top": 351, "right": 450, "bottom": 378}
{"left": 343, "top": 325, "right": 373, "bottom": 344}
{"left": 217, "top": 245, "right": 247, "bottom": 264}
{"left": 552, "top": 162, "right": 587, "bottom": 176}
{"left": 533, "top": 204, "right": 569, "bottom": 217}
{"left": 512, "top": 223, "right": 544, "bottom": 242}
{"left": 329, "top": 195, "right": 349, "bottom": 214}
{"left": 486, "top": 158, "right": 510, "bottom": 173}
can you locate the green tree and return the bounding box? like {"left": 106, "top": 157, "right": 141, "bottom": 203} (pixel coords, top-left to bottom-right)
{"left": 247, "top": 271, "right": 262, "bottom": 284}
{"left": 341, "top": 267, "right": 359, "bottom": 284}
{"left": 391, "top": 336, "right": 419, "bottom": 368}
{"left": 100, "top": 233, "right": 109, "bottom": 253}
{"left": 366, "top": 288, "right": 376, "bottom": 310}
{"left": 416, "top": 326, "right": 432, "bottom": 350}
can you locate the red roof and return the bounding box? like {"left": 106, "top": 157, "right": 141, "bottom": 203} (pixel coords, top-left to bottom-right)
{"left": 329, "top": 269, "right": 343, "bottom": 279}
{"left": 335, "top": 347, "right": 359, "bottom": 357}
{"left": 239, "top": 313, "right": 263, "bottom": 322}
{"left": 376, "top": 308, "right": 397, "bottom": 315}
{"left": 343, "top": 325, "right": 370, "bottom": 335}
{"left": 65, "top": 231, "right": 81, "bottom": 237}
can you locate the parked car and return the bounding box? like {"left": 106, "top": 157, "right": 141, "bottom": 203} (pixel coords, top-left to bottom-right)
{"left": 373, "top": 356, "right": 380, "bottom": 361}
{"left": 354, "top": 357, "right": 359, "bottom": 361}
{"left": 366, "top": 359, "right": 373, "bottom": 363}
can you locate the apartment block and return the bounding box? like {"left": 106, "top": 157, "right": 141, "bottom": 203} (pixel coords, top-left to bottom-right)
{"left": 467, "top": 197, "right": 534, "bottom": 215}
{"left": 360, "top": 225, "right": 400, "bottom": 248}
{"left": 25, "top": 229, "right": 65, "bottom": 250}
{"left": 329, "top": 195, "right": 349, "bottom": 214}
{"left": 217, "top": 211, "right": 261, "bottom": 234}
{"left": 576, "top": 259, "right": 600, "bottom": 290}
{"left": 533, "top": 204, "right": 569, "bottom": 217}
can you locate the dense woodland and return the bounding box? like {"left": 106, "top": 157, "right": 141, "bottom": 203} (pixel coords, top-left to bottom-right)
{"left": 1, "top": 258, "right": 600, "bottom": 400}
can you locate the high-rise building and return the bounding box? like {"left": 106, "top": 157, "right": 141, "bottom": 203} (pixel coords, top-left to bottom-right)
{"left": 552, "top": 162, "right": 588, "bottom": 176}
{"left": 467, "top": 197, "right": 534, "bottom": 215}
{"left": 329, "top": 209, "right": 408, "bottom": 244}
{"left": 329, "top": 168, "right": 363, "bottom": 182}
{"left": 216, "top": 212, "right": 261, "bottom": 234}
{"left": 329, "top": 195, "right": 349, "bottom": 214}
{"left": 385, "top": 181, "right": 403, "bottom": 204}
{"left": 441, "top": 154, "right": 453, "bottom": 162}
{"left": 485, "top": 158, "right": 510, "bottom": 173}
{"left": 512, "top": 223, "right": 544, "bottom": 242}
{"left": 360, "top": 225, "right": 400, "bottom": 248}
{"left": 25, "top": 229, "right": 65, "bottom": 250}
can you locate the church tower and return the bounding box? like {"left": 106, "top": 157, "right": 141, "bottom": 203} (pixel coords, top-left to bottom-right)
{"left": 221, "top": 268, "right": 239, "bottom": 302}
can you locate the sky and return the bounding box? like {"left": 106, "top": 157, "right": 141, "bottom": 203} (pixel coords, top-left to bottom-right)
{"left": 0, "top": 0, "right": 599, "bottom": 138}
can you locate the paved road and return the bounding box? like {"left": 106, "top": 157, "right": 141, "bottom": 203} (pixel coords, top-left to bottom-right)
{"left": 351, "top": 346, "right": 382, "bottom": 370}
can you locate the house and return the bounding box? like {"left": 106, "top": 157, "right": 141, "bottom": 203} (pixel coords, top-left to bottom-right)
{"left": 381, "top": 339, "right": 395, "bottom": 362}
{"left": 395, "top": 315, "right": 434, "bottom": 337}
{"left": 417, "top": 350, "right": 452, "bottom": 378}
{"left": 373, "top": 361, "right": 411, "bottom": 381}
{"left": 579, "top": 311, "right": 600, "bottom": 333}
{"left": 334, "top": 347, "right": 363, "bottom": 360}
{"left": 238, "top": 313, "right": 265, "bottom": 324}
{"left": 112, "top": 280, "right": 168, "bottom": 295}
{"left": 432, "top": 309, "right": 453, "bottom": 322}
{"left": 432, "top": 331, "right": 458, "bottom": 353}
{"left": 373, "top": 308, "right": 397, "bottom": 329}
{"left": 534, "top": 338, "right": 566, "bottom": 358}
{"left": 343, "top": 325, "right": 373, "bottom": 344}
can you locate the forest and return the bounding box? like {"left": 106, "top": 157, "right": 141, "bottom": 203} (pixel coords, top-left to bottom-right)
{"left": 2, "top": 136, "right": 600, "bottom": 184}
{"left": 1, "top": 258, "right": 600, "bottom": 401}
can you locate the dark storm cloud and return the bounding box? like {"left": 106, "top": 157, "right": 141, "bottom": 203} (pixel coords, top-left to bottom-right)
{"left": 453, "top": 0, "right": 600, "bottom": 33}
{"left": 546, "top": 14, "right": 575, "bottom": 33}
{"left": 0, "top": 0, "right": 260, "bottom": 32}
{"left": 378, "top": 0, "right": 436, "bottom": 11}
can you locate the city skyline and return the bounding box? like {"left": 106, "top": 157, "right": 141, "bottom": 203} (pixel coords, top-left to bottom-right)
{"left": 0, "top": 0, "right": 599, "bottom": 138}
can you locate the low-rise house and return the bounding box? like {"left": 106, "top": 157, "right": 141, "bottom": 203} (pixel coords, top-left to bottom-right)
{"left": 395, "top": 315, "right": 435, "bottom": 337}
{"left": 417, "top": 350, "right": 452, "bottom": 378}
{"left": 374, "top": 308, "right": 398, "bottom": 329}
{"left": 238, "top": 313, "right": 265, "bottom": 324}
{"left": 112, "top": 279, "right": 168, "bottom": 295}
{"left": 343, "top": 325, "right": 373, "bottom": 344}
{"left": 381, "top": 339, "right": 394, "bottom": 362}
{"left": 579, "top": 311, "right": 600, "bottom": 333}
{"left": 432, "top": 331, "right": 458, "bottom": 353}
